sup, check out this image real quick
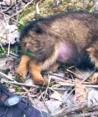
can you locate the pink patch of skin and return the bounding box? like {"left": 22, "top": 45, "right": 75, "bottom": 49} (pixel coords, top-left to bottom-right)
{"left": 58, "top": 42, "right": 77, "bottom": 63}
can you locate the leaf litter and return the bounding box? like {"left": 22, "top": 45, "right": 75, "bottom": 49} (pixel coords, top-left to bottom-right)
{"left": 0, "top": 0, "right": 98, "bottom": 117}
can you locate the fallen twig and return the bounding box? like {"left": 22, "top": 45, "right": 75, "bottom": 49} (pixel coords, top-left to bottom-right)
{"left": 0, "top": 71, "right": 14, "bottom": 81}
{"left": 72, "top": 111, "right": 98, "bottom": 117}
{"left": 52, "top": 102, "right": 98, "bottom": 117}
{"left": 52, "top": 82, "right": 98, "bottom": 88}
{"left": 2, "top": 80, "right": 38, "bottom": 88}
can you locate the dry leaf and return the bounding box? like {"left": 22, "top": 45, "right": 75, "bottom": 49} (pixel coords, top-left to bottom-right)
{"left": 50, "top": 91, "right": 62, "bottom": 101}
{"left": 75, "top": 79, "right": 87, "bottom": 103}
{"left": 87, "top": 88, "right": 98, "bottom": 107}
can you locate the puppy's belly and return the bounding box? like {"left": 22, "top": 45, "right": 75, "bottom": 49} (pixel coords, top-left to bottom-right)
{"left": 57, "top": 42, "right": 78, "bottom": 63}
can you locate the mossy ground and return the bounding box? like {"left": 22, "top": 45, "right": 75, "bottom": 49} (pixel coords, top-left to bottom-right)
{"left": 19, "top": 0, "right": 94, "bottom": 28}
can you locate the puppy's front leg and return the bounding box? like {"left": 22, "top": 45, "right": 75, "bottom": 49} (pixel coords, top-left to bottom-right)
{"left": 16, "top": 55, "right": 31, "bottom": 81}
{"left": 29, "top": 61, "right": 48, "bottom": 85}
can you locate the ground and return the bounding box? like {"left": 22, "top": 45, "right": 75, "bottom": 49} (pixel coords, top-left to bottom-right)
{"left": 0, "top": 0, "right": 98, "bottom": 116}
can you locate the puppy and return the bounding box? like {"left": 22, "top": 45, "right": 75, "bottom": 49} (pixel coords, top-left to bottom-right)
{"left": 17, "top": 11, "right": 98, "bottom": 85}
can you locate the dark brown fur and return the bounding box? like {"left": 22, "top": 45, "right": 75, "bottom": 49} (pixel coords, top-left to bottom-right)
{"left": 17, "top": 11, "right": 98, "bottom": 85}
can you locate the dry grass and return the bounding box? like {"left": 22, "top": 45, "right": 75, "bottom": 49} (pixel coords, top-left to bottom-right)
{"left": 0, "top": 0, "right": 98, "bottom": 117}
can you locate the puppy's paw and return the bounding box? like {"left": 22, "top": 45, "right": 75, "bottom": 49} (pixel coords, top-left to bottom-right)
{"left": 91, "top": 73, "right": 98, "bottom": 85}
{"left": 33, "top": 76, "right": 48, "bottom": 86}
{"left": 15, "top": 74, "right": 25, "bottom": 82}
{"left": 16, "top": 66, "right": 28, "bottom": 82}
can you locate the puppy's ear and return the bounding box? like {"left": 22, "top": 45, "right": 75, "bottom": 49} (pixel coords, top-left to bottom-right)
{"left": 34, "top": 23, "right": 48, "bottom": 34}
{"left": 34, "top": 25, "right": 43, "bottom": 34}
